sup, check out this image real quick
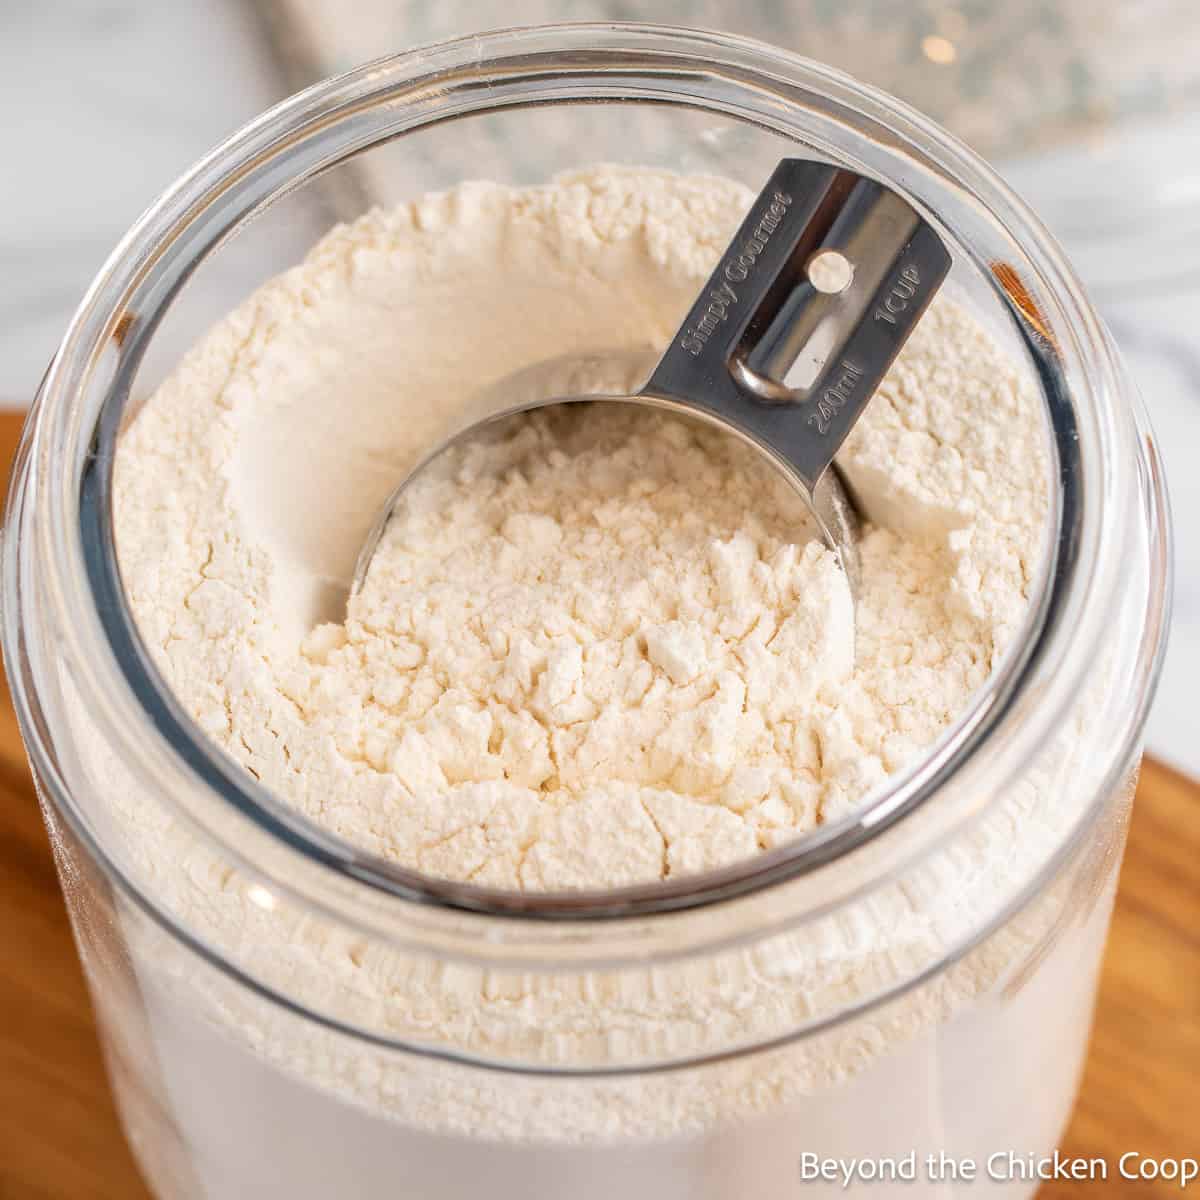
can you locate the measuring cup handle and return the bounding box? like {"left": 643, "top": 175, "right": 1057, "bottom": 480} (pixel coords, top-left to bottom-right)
{"left": 644, "top": 159, "right": 951, "bottom": 494}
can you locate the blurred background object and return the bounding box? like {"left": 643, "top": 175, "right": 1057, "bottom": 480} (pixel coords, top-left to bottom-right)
{"left": 277, "top": 0, "right": 1200, "bottom": 159}
{"left": 271, "top": 0, "right": 1200, "bottom": 297}
{"left": 3, "top": 0, "right": 1199, "bottom": 770}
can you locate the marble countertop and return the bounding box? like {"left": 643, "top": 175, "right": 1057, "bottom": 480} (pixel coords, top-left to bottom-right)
{"left": 3, "top": 0, "right": 1197, "bottom": 774}
{"left": 1, "top": 1, "right": 304, "bottom": 403}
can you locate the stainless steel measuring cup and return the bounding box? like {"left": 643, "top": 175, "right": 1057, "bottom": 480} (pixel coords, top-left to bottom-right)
{"left": 354, "top": 159, "right": 951, "bottom": 597}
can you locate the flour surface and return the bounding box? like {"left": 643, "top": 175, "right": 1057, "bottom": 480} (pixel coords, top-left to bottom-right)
{"left": 114, "top": 166, "right": 1048, "bottom": 892}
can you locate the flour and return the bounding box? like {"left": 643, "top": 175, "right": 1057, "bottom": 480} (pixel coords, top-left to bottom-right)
{"left": 102, "top": 168, "right": 1102, "bottom": 1196}
{"left": 311, "top": 407, "right": 853, "bottom": 887}
{"left": 115, "top": 166, "right": 1046, "bottom": 893}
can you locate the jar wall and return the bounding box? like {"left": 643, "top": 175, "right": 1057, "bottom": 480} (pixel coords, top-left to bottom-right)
{"left": 37, "top": 749, "right": 1136, "bottom": 1200}
{"left": 36, "top": 797, "right": 203, "bottom": 1199}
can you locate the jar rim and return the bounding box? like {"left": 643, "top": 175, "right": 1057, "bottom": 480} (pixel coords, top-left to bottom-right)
{"left": 1, "top": 23, "right": 1171, "bottom": 962}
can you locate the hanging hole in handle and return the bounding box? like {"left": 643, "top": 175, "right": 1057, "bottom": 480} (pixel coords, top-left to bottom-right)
{"left": 806, "top": 250, "right": 854, "bottom": 295}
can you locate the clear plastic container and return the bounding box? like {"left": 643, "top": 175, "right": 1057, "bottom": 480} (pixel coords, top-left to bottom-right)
{"left": 0, "top": 24, "right": 1172, "bottom": 1200}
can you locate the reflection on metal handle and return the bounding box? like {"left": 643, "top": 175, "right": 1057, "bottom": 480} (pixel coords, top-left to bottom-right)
{"left": 646, "top": 159, "right": 951, "bottom": 494}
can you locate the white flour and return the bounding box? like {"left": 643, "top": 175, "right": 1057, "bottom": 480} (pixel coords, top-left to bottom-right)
{"left": 115, "top": 166, "right": 1046, "bottom": 889}
{"left": 103, "top": 167, "right": 1108, "bottom": 1198}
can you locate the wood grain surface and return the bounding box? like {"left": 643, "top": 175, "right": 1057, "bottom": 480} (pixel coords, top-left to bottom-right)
{"left": 0, "top": 410, "right": 1195, "bottom": 1198}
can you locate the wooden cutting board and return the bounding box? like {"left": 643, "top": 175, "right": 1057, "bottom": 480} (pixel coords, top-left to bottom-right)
{"left": 0, "top": 410, "right": 1195, "bottom": 1198}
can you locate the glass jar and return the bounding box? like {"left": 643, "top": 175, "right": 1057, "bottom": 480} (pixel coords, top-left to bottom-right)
{"left": 0, "top": 24, "right": 1171, "bottom": 1200}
